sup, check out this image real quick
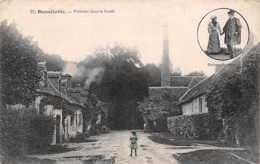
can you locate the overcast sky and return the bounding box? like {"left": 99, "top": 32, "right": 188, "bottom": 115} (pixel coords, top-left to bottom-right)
{"left": 1, "top": 0, "right": 259, "bottom": 76}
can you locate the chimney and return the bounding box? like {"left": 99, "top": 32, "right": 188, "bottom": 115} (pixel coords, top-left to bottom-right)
{"left": 61, "top": 74, "right": 72, "bottom": 89}
{"left": 80, "top": 82, "right": 89, "bottom": 105}
{"left": 161, "top": 25, "right": 171, "bottom": 86}
{"left": 60, "top": 79, "right": 68, "bottom": 97}
{"left": 47, "top": 71, "right": 61, "bottom": 91}
{"left": 37, "top": 61, "right": 48, "bottom": 87}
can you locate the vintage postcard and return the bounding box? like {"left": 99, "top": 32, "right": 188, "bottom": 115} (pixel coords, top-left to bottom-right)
{"left": 0, "top": 0, "right": 260, "bottom": 163}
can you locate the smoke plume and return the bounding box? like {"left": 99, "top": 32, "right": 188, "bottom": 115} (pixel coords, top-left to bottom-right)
{"left": 62, "top": 62, "right": 85, "bottom": 77}
{"left": 62, "top": 62, "right": 105, "bottom": 89}
{"left": 84, "top": 67, "right": 105, "bottom": 89}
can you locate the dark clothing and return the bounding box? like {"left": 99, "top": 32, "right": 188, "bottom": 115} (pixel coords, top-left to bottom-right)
{"left": 223, "top": 17, "right": 242, "bottom": 45}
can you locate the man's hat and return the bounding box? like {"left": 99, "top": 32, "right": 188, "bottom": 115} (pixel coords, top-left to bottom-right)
{"left": 227, "top": 10, "right": 235, "bottom": 15}
{"left": 132, "top": 131, "right": 136, "bottom": 134}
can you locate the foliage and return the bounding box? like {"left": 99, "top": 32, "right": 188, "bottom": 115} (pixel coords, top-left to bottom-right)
{"left": 27, "top": 114, "right": 55, "bottom": 152}
{"left": 83, "top": 92, "right": 110, "bottom": 134}
{"left": 142, "top": 64, "right": 161, "bottom": 86}
{"left": 39, "top": 96, "right": 79, "bottom": 124}
{"left": 138, "top": 97, "right": 170, "bottom": 122}
{"left": 138, "top": 94, "right": 177, "bottom": 132}
{"left": 206, "top": 46, "right": 259, "bottom": 145}
{"left": 171, "top": 67, "right": 182, "bottom": 76}
{"left": 40, "top": 53, "right": 66, "bottom": 71}
{"left": 0, "top": 107, "right": 31, "bottom": 157}
{"left": 0, "top": 107, "right": 55, "bottom": 157}
{"left": 167, "top": 113, "right": 222, "bottom": 139}
{"left": 78, "top": 44, "right": 149, "bottom": 130}
{"left": 0, "top": 20, "right": 41, "bottom": 106}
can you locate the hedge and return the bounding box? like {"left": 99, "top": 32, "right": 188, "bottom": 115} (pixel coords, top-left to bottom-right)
{"left": 167, "top": 113, "right": 222, "bottom": 140}
{"left": 0, "top": 107, "right": 55, "bottom": 157}
{"left": 27, "top": 115, "right": 55, "bottom": 152}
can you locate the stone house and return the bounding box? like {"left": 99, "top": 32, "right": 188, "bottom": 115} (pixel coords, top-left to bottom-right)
{"left": 36, "top": 61, "right": 87, "bottom": 144}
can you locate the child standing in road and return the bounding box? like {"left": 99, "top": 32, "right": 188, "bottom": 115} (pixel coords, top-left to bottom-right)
{"left": 130, "top": 131, "right": 138, "bottom": 156}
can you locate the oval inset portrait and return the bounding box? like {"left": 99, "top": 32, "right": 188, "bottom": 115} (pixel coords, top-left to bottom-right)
{"left": 197, "top": 8, "right": 250, "bottom": 61}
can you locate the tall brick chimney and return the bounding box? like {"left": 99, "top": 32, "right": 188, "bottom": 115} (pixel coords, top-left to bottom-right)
{"left": 161, "top": 25, "right": 171, "bottom": 87}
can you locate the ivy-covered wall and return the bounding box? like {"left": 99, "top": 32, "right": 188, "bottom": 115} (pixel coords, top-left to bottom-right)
{"left": 167, "top": 113, "right": 222, "bottom": 140}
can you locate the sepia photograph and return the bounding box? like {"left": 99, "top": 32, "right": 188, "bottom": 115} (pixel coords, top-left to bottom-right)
{"left": 197, "top": 8, "right": 250, "bottom": 61}
{"left": 0, "top": 0, "right": 260, "bottom": 164}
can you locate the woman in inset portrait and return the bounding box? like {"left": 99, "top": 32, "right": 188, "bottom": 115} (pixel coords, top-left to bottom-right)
{"left": 207, "top": 16, "right": 222, "bottom": 54}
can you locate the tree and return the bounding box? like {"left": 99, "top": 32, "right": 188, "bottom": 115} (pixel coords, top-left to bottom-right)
{"left": 138, "top": 95, "right": 171, "bottom": 132}
{"left": 206, "top": 45, "right": 259, "bottom": 146}
{"left": 186, "top": 71, "right": 206, "bottom": 76}
{"left": 0, "top": 21, "right": 41, "bottom": 106}
{"left": 78, "top": 44, "right": 149, "bottom": 130}
{"left": 40, "top": 53, "right": 66, "bottom": 71}
{"left": 171, "top": 67, "right": 182, "bottom": 76}
{"left": 142, "top": 64, "right": 161, "bottom": 86}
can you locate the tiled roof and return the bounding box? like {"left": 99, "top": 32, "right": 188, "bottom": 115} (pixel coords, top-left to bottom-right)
{"left": 149, "top": 87, "right": 188, "bottom": 101}
{"left": 194, "top": 76, "right": 206, "bottom": 82}
{"left": 179, "top": 75, "right": 214, "bottom": 103}
{"left": 188, "top": 78, "right": 200, "bottom": 89}
{"left": 37, "top": 77, "right": 83, "bottom": 107}
{"left": 170, "top": 76, "right": 206, "bottom": 87}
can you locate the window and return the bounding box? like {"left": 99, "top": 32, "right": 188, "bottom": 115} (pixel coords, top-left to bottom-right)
{"left": 199, "top": 98, "right": 202, "bottom": 113}
{"left": 79, "top": 113, "right": 82, "bottom": 126}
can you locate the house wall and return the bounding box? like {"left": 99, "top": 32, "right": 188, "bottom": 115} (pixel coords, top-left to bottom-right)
{"left": 182, "top": 95, "right": 208, "bottom": 115}
{"left": 70, "top": 110, "right": 83, "bottom": 138}
{"left": 41, "top": 102, "right": 84, "bottom": 143}
{"left": 64, "top": 115, "right": 71, "bottom": 141}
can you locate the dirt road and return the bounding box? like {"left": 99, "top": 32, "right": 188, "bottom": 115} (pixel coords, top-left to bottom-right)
{"left": 32, "top": 130, "right": 180, "bottom": 164}
{"left": 32, "top": 130, "right": 250, "bottom": 164}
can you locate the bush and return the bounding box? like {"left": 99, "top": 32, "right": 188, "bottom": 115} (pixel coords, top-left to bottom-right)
{"left": 27, "top": 115, "right": 55, "bottom": 152}
{"left": 0, "top": 107, "right": 32, "bottom": 157}
{"left": 154, "top": 118, "right": 168, "bottom": 132}
{"left": 167, "top": 113, "right": 222, "bottom": 140}
{"left": 0, "top": 107, "right": 55, "bottom": 157}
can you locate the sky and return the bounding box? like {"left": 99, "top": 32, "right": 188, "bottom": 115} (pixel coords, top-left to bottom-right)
{"left": 0, "top": 0, "right": 259, "bottom": 76}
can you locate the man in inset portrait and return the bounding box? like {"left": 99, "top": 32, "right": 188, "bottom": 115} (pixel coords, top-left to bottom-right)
{"left": 221, "top": 9, "right": 242, "bottom": 59}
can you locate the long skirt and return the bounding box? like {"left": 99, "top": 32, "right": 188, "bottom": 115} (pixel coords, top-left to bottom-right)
{"left": 207, "top": 30, "right": 221, "bottom": 53}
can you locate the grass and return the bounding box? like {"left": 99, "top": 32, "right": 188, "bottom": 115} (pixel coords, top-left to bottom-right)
{"left": 70, "top": 138, "right": 98, "bottom": 143}
{"left": 173, "top": 150, "right": 247, "bottom": 164}
{"left": 61, "top": 155, "right": 115, "bottom": 164}
{"left": 148, "top": 132, "right": 226, "bottom": 147}
{"left": 228, "top": 149, "right": 259, "bottom": 163}
{"left": 148, "top": 132, "right": 259, "bottom": 164}
{"left": 0, "top": 156, "right": 55, "bottom": 164}
{"left": 30, "top": 144, "right": 78, "bottom": 155}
